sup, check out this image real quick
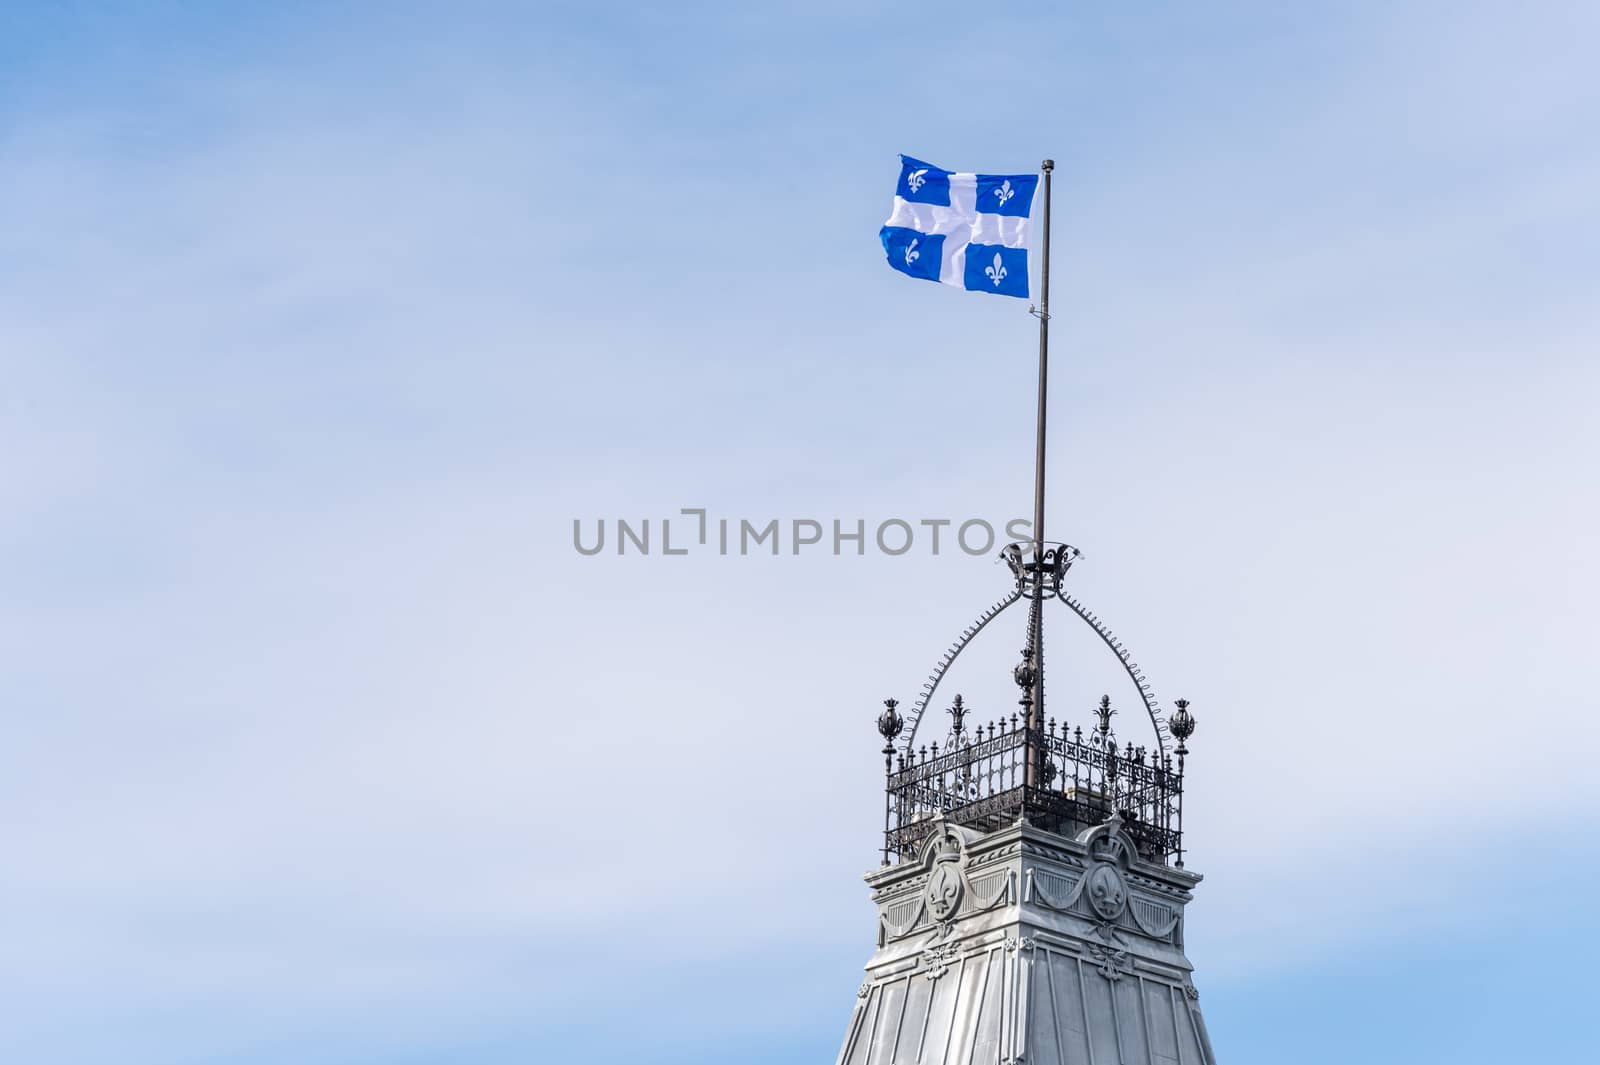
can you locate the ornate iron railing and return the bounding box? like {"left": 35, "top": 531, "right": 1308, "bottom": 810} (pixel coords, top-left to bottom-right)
{"left": 883, "top": 710, "right": 1184, "bottom": 866}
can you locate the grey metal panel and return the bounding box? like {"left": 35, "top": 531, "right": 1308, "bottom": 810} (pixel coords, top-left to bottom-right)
{"left": 837, "top": 1000, "right": 869, "bottom": 1065}
{"left": 1144, "top": 979, "right": 1180, "bottom": 1065}
{"left": 1051, "top": 953, "right": 1092, "bottom": 1065}
{"left": 969, "top": 950, "right": 1004, "bottom": 1065}
{"left": 1115, "top": 975, "right": 1150, "bottom": 1064}
{"left": 870, "top": 979, "right": 910, "bottom": 1065}
{"left": 1049, "top": 954, "right": 1083, "bottom": 1036}
{"left": 1007, "top": 945, "right": 1027, "bottom": 1065}
{"left": 846, "top": 987, "right": 883, "bottom": 1065}
{"left": 1083, "top": 970, "right": 1120, "bottom": 1065}
{"left": 896, "top": 975, "right": 933, "bottom": 1065}
{"left": 945, "top": 951, "right": 989, "bottom": 1065}
{"left": 1027, "top": 952, "right": 1063, "bottom": 1065}
{"left": 1170, "top": 985, "right": 1202, "bottom": 1065}
{"left": 922, "top": 955, "right": 964, "bottom": 1065}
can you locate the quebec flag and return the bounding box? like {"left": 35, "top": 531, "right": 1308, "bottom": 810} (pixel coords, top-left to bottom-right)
{"left": 880, "top": 154, "right": 1038, "bottom": 299}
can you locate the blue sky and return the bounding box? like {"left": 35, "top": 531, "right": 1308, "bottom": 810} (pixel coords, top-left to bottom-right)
{"left": 2, "top": 3, "right": 1598, "bottom": 1063}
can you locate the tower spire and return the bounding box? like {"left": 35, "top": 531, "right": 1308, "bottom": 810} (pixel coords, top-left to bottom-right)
{"left": 843, "top": 152, "right": 1219, "bottom": 1065}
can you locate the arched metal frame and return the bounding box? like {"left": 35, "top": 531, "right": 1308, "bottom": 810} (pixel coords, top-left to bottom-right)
{"left": 899, "top": 589, "right": 1022, "bottom": 757}
{"left": 1055, "top": 592, "right": 1169, "bottom": 757}
{"left": 899, "top": 577, "right": 1170, "bottom": 758}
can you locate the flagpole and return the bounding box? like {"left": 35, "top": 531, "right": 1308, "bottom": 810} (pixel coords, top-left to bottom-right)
{"left": 1026, "top": 158, "right": 1053, "bottom": 788}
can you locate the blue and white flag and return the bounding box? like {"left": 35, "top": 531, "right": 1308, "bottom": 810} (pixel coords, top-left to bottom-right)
{"left": 880, "top": 154, "right": 1039, "bottom": 299}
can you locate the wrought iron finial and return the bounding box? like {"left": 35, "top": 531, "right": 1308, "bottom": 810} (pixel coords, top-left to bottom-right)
{"left": 1013, "top": 646, "right": 1037, "bottom": 692}
{"left": 1096, "top": 694, "right": 1115, "bottom": 739}
{"left": 1169, "top": 698, "right": 1196, "bottom": 751}
{"left": 948, "top": 694, "right": 968, "bottom": 739}
{"left": 878, "top": 698, "right": 904, "bottom": 747}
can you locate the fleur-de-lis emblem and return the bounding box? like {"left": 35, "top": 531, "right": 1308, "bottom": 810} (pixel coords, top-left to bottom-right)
{"left": 904, "top": 238, "right": 920, "bottom": 267}
{"left": 985, "top": 252, "right": 1007, "bottom": 287}
{"left": 993, "top": 179, "right": 1014, "bottom": 208}
{"left": 906, "top": 168, "right": 929, "bottom": 194}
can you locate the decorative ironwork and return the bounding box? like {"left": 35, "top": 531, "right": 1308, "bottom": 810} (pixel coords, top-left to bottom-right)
{"left": 1012, "top": 646, "right": 1038, "bottom": 694}
{"left": 901, "top": 588, "right": 1023, "bottom": 753}
{"left": 882, "top": 695, "right": 1189, "bottom": 866}
{"left": 878, "top": 698, "right": 905, "bottom": 745}
{"left": 946, "top": 694, "right": 969, "bottom": 744}
{"left": 1169, "top": 698, "right": 1196, "bottom": 746}
{"left": 1001, "top": 539, "right": 1080, "bottom": 600}
{"left": 903, "top": 546, "right": 1172, "bottom": 757}
{"left": 880, "top": 545, "right": 1197, "bottom": 868}
{"left": 878, "top": 699, "right": 904, "bottom": 866}
{"left": 1057, "top": 590, "right": 1171, "bottom": 755}
{"left": 1168, "top": 698, "right": 1196, "bottom": 868}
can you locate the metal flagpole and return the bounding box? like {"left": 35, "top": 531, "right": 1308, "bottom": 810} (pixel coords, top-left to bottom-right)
{"left": 1025, "top": 159, "right": 1053, "bottom": 787}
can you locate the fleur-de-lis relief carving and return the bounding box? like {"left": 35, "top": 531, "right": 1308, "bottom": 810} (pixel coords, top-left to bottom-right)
{"left": 993, "top": 178, "right": 1014, "bottom": 207}
{"left": 907, "top": 168, "right": 929, "bottom": 193}
{"left": 985, "top": 252, "right": 1007, "bottom": 287}
{"left": 904, "top": 238, "right": 920, "bottom": 267}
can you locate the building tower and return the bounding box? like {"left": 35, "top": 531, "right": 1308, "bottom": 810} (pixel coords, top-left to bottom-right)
{"left": 835, "top": 543, "right": 1216, "bottom": 1065}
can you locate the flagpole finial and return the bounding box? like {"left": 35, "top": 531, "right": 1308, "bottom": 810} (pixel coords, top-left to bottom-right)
{"left": 1041, "top": 159, "right": 1054, "bottom": 172}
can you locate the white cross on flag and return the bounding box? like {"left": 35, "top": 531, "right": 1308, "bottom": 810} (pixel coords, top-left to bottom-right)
{"left": 879, "top": 154, "right": 1039, "bottom": 299}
